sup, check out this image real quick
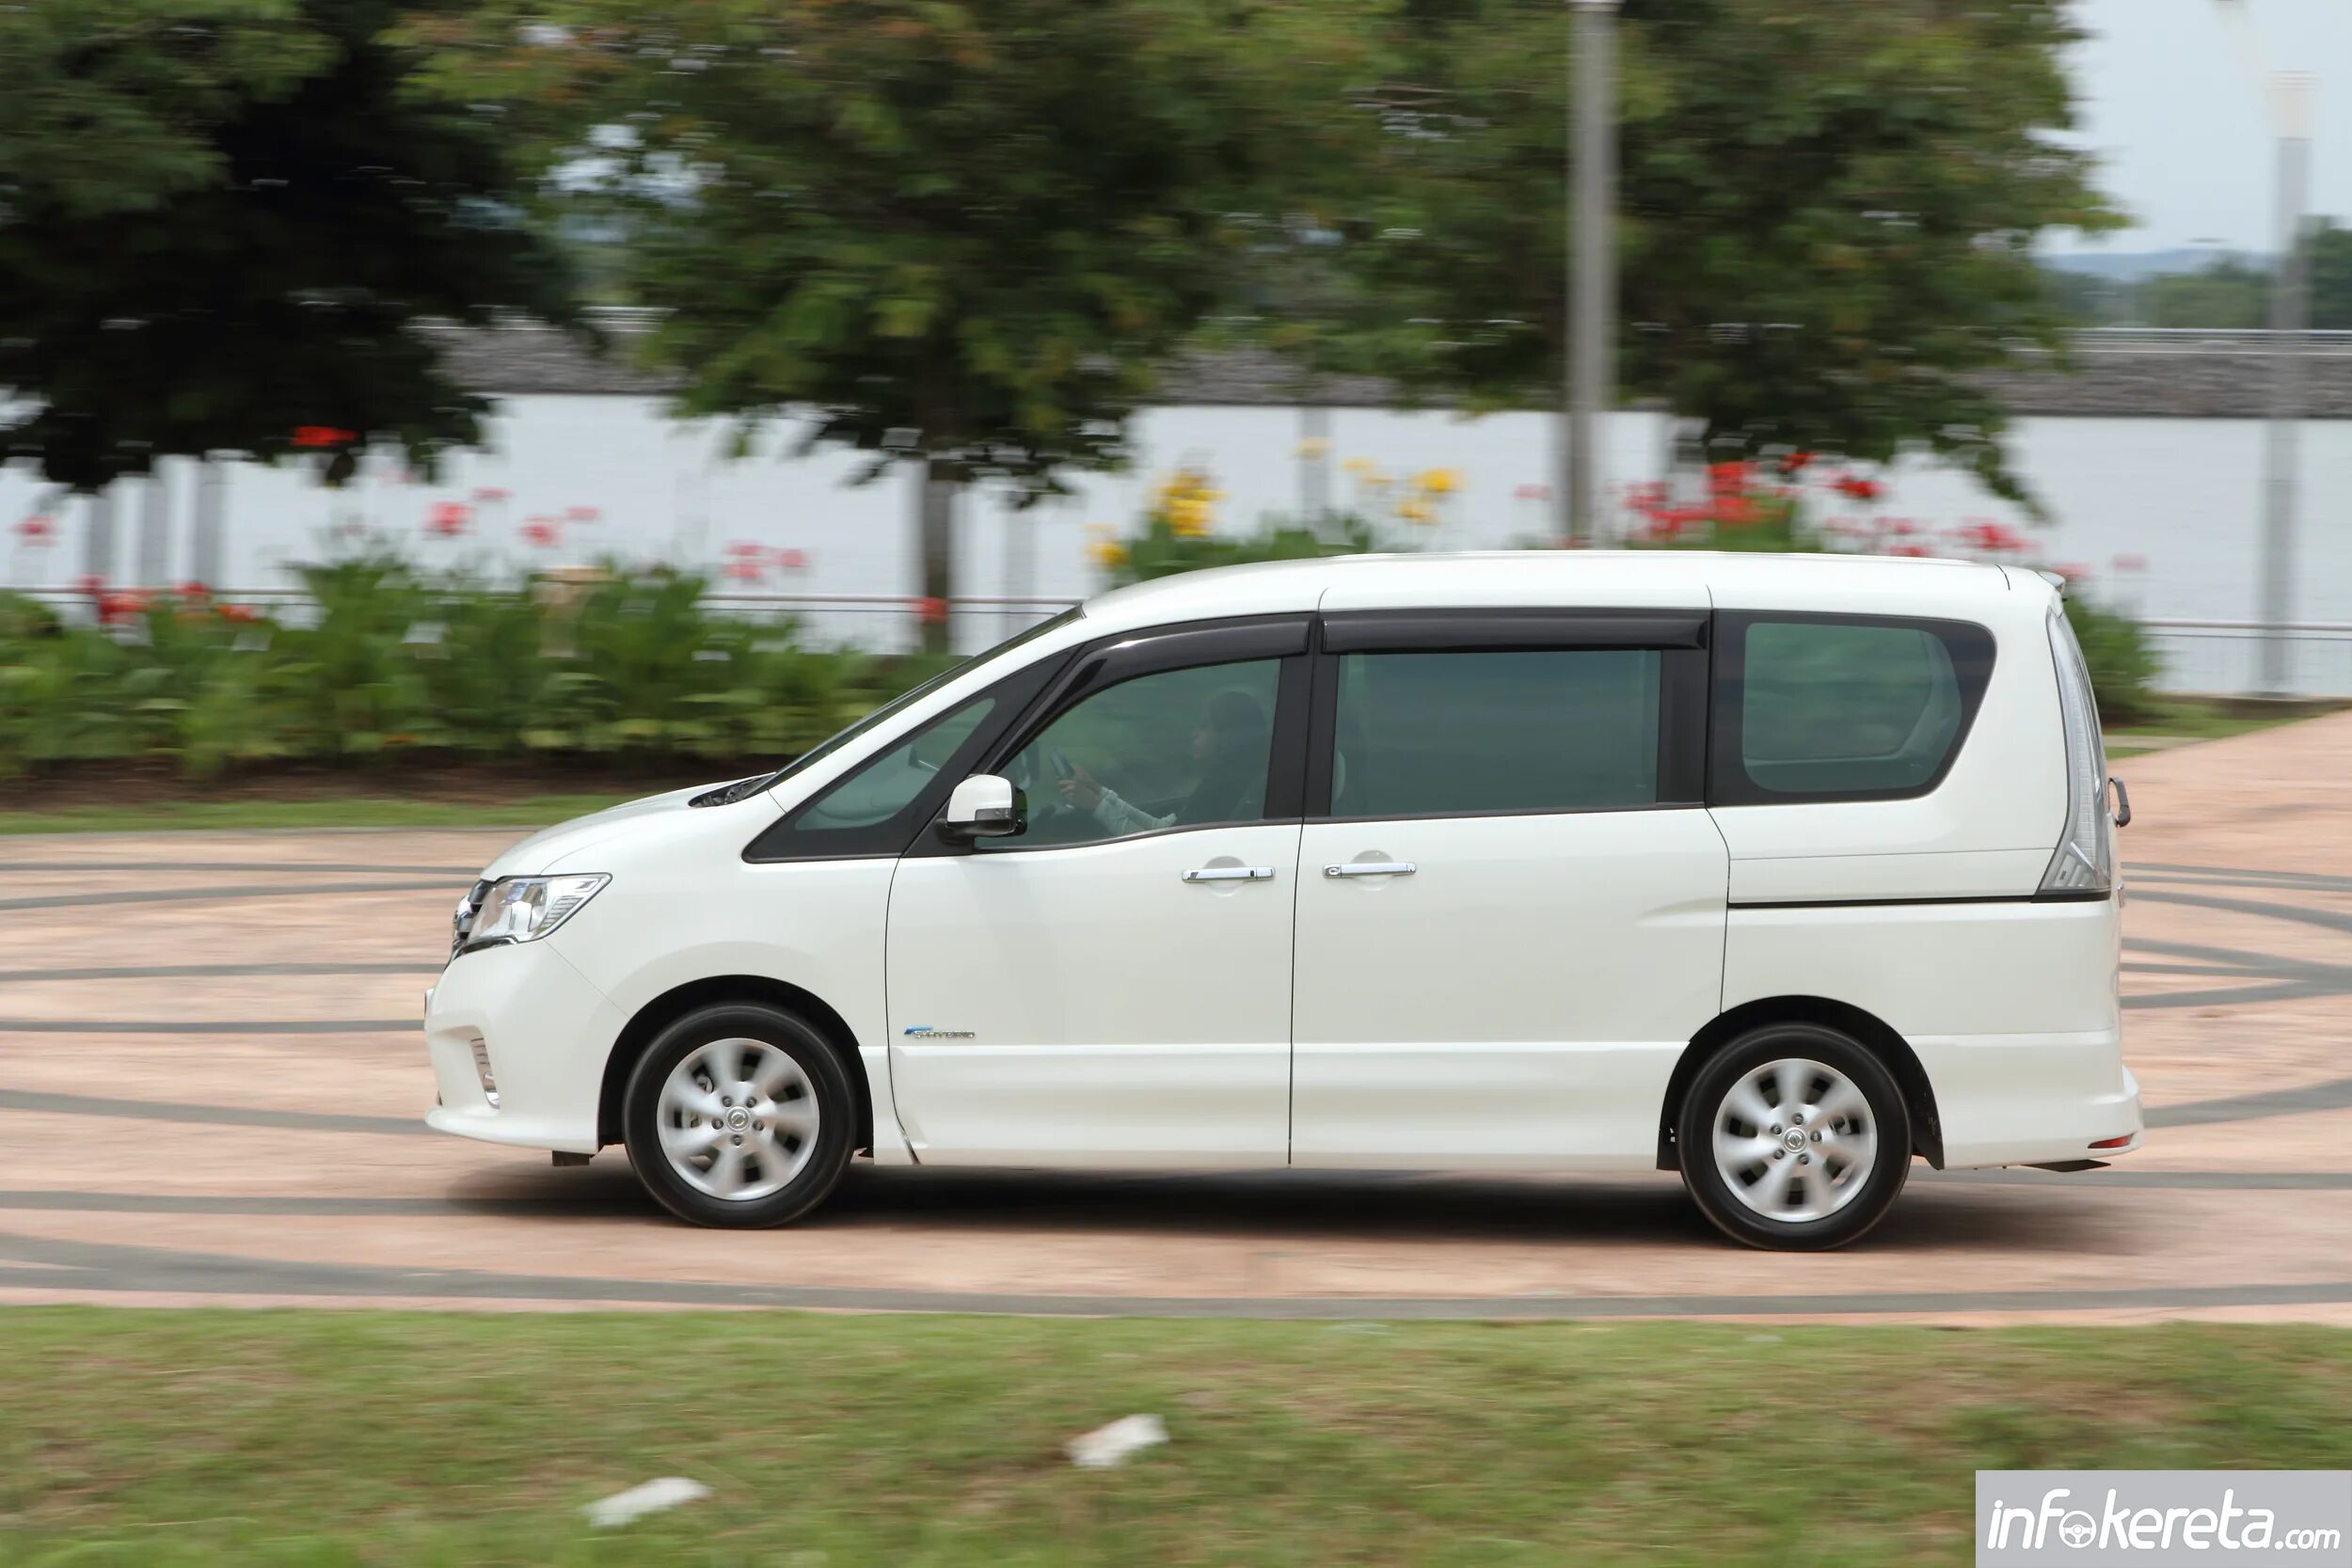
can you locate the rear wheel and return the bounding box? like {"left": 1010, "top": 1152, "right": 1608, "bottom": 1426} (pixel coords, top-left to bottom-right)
{"left": 1677, "top": 1024, "right": 1910, "bottom": 1251}
{"left": 623, "top": 1003, "right": 855, "bottom": 1227}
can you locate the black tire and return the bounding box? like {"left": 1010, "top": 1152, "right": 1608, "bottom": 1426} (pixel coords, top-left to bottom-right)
{"left": 1676, "top": 1023, "right": 1912, "bottom": 1251}
{"left": 622, "top": 1002, "right": 856, "bottom": 1228}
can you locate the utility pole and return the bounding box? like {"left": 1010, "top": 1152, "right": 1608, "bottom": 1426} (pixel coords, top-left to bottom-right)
{"left": 2259, "top": 71, "right": 2315, "bottom": 694}
{"left": 2213, "top": 2, "right": 2318, "bottom": 694}
{"left": 1565, "top": 0, "right": 1621, "bottom": 546}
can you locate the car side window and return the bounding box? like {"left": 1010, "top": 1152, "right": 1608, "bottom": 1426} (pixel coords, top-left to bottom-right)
{"left": 1327, "top": 648, "right": 1663, "bottom": 818}
{"left": 1716, "top": 614, "right": 1994, "bottom": 801}
{"left": 988, "top": 658, "right": 1284, "bottom": 849}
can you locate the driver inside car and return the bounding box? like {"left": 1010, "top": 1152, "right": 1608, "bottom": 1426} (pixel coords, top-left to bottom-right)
{"left": 1055, "top": 688, "right": 1271, "bottom": 835}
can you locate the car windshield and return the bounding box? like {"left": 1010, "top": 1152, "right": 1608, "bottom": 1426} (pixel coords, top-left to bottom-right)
{"left": 751, "top": 607, "right": 1083, "bottom": 796}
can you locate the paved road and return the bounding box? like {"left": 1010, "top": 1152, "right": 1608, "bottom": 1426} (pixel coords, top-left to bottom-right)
{"left": 2, "top": 717, "right": 2349, "bottom": 1320}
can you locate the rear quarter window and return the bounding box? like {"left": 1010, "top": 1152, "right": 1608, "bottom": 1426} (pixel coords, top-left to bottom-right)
{"left": 1709, "top": 612, "right": 1996, "bottom": 804}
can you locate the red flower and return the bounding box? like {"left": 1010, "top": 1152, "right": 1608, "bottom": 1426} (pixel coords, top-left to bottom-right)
{"left": 2112, "top": 553, "right": 2147, "bottom": 574}
{"left": 2047, "top": 562, "right": 2092, "bottom": 584}
{"left": 1514, "top": 483, "right": 1551, "bottom": 504}
{"left": 564, "top": 505, "right": 600, "bottom": 523}
{"left": 96, "top": 589, "right": 151, "bottom": 626}
{"left": 1888, "top": 545, "right": 1931, "bottom": 559}
{"left": 14, "top": 515, "right": 55, "bottom": 543}
{"left": 291, "top": 426, "right": 358, "bottom": 449}
{"left": 519, "top": 518, "right": 560, "bottom": 548}
{"left": 424, "top": 501, "right": 471, "bottom": 538}
{"left": 1834, "top": 475, "right": 1883, "bottom": 504}
{"left": 773, "top": 547, "right": 809, "bottom": 571}
{"left": 1706, "top": 460, "right": 1751, "bottom": 496}
{"left": 723, "top": 558, "right": 764, "bottom": 583}
{"left": 1955, "top": 519, "right": 2027, "bottom": 554}
{"left": 915, "top": 595, "right": 950, "bottom": 626}
{"left": 215, "top": 602, "right": 263, "bottom": 626}
{"left": 74, "top": 573, "right": 103, "bottom": 596}
{"left": 1778, "top": 451, "right": 1815, "bottom": 477}
{"left": 471, "top": 486, "right": 511, "bottom": 504}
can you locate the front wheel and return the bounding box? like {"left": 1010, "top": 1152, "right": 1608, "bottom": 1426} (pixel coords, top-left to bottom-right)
{"left": 622, "top": 1003, "right": 856, "bottom": 1227}
{"left": 1677, "top": 1024, "right": 1911, "bottom": 1251}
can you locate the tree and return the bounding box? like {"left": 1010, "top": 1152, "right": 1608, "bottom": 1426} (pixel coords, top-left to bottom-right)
{"left": 2309, "top": 219, "right": 2352, "bottom": 331}
{"left": 409, "top": 0, "right": 1379, "bottom": 649}
{"left": 0, "top": 2, "right": 580, "bottom": 495}
{"left": 2139, "top": 260, "right": 2268, "bottom": 329}
{"left": 1299, "top": 0, "right": 2122, "bottom": 505}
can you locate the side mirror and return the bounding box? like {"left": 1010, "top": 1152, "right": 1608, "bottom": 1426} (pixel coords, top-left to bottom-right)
{"left": 940, "top": 773, "right": 1025, "bottom": 841}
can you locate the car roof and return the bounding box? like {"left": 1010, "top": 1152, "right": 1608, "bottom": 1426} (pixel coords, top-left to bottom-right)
{"left": 1078, "top": 550, "right": 2026, "bottom": 636}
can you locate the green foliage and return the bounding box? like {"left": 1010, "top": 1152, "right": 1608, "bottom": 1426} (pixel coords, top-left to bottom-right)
{"left": 1292, "top": 0, "right": 2121, "bottom": 504}
{"left": 405, "top": 0, "right": 1383, "bottom": 630}
{"left": 2045, "top": 224, "right": 2352, "bottom": 331}
{"left": 1107, "top": 513, "right": 1380, "bottom": 585}
{"left": 0, "top": 562, "right": 952, "bottom": 779}
{"left": 0, "top": 1, "right": 580, "bottom": 492}
{"left": 410, "top": 1, "right": 1379, "bottom": 483}
{"left": 2065, "top": 594, "right": 2160, "bottom": 725}
{"left": 2139, "top": 259, "right": 2272, "bottom": 330}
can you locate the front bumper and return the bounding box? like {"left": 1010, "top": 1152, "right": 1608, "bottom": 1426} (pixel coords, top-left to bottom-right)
{"left": 423, "top": 937, "right": 625, "bottom": 1155}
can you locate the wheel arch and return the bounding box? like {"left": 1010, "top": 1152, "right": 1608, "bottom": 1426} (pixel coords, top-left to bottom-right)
{"left": 1656, "top": 996, "right": 1945, "bottom": 1171}
{"left": 597, "top": 975, "right": 873, "bottom": 1153}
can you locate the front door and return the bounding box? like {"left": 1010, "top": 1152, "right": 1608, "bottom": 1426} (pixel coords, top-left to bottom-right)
{"left": 1288, "top": 623, "right": 1729, "bottom": 1168}
{"left": 886, "top": 621, "right": 1310, "bottom": 1165}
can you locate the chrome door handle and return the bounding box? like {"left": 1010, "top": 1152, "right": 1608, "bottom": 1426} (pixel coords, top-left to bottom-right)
{"left": 1325, "top": 861, "right": 1416, "bottom": 878}
{"left": 1182, "top": 865, "right": 1276, "bottom": 883}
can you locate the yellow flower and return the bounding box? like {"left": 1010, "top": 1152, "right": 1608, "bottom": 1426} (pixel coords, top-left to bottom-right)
{"left": 1089, "top": 540, "right": 1130, "bottom": 569}
{"left": 1396, "top": 499, "right": 1435, "bottom": 526}
{"left": 1295, "top": 437, "right": 1332, "bottom": 460}
{"left": 1168, "top": 499, "right": 1211, "bottom": 538}
{"left": 1417, "top": 467, "right": 1462, "bottom": 497}
{"left": 1342, "top": 456, "right": 1376, "bottom": 479}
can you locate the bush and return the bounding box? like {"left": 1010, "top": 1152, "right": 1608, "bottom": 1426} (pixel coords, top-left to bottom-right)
{"left": 2065, "top": 595, "right": 2161, "bottom": 725}
{"left": 0, "top": 560, "right": 954, "bottom": 779}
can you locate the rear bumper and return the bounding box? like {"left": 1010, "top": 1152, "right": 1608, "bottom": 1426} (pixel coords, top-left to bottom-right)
{"left": 1925, "top": 1036, "right": 2143, "bottom": 1169}
{"left": 422, "top": 939, "right": 623, "bottom": 1155}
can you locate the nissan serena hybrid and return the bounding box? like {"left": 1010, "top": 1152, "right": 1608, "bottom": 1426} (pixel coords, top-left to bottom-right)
{"left": 424, "top": 552, "right": 2140, "bottom": 1250}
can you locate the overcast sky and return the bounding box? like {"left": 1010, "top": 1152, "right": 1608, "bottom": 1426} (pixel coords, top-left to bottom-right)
{"left": 2057, "top": 0, "right": 2352, "bottom": 253}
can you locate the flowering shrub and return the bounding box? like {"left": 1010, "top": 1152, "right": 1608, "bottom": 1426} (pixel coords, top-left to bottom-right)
{"left": 0, "top": 561, "right": 957, "bottom": 779}
{"left": 1093, "top": 460, "right": 1448, "bottom": 585}
{"left": 1627, "top": 458, "right": 2158, "bottom": 720}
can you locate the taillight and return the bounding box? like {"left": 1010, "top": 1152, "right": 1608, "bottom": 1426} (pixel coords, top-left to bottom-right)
{"left": 2040, "top": 606, "right": 2115, "bottom": 897}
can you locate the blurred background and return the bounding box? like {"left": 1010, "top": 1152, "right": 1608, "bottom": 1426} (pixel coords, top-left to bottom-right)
{"left": 4, "top": 0, "right": 2350, "bottom": 812}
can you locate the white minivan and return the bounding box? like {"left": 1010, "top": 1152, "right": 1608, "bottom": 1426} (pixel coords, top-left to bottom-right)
{"left": 423, "top": 552, "right": 2140, "bottom": 1249}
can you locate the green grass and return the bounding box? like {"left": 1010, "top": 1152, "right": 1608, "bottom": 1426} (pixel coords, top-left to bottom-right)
{"left": 0, "top": 793, "right": 644, "bottom": 835}
{"left": 3, "top": 1311, "right": 2348, "bottom": 1567}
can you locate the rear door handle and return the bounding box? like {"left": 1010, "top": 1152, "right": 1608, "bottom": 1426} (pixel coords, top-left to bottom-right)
{"left": 1182, "top": 865, "right": 1276, "bottom": 883}
{"left": 1325, "top": 861, "right": 1416, "bottom": 878}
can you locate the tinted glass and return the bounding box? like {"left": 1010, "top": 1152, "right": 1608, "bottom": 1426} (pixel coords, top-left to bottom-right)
{"left": 1739, "top": 620, "right": 1966, "bottom": 795}
{"left": 992, "top": 659, "right": 1282, "bottom": 848}
{"left": 755, "top": 607, "right": 1080, "bottom": 793}
{"left": 1329, "top": 649, "right": 1661, "bottom": 817}
{"left": 762, "top": 694, "right": 995, "bottom": 851}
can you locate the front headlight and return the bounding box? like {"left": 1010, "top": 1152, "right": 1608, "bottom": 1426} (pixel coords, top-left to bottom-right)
{"left": 457, "top": 874, "right": 610, "bottom": 956}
